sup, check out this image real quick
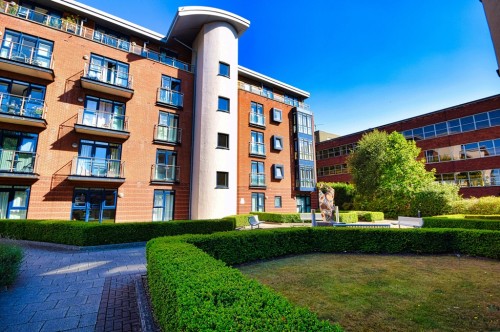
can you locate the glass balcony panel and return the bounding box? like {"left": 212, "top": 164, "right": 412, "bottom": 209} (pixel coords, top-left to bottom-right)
{"left": 0, "top": 150, "right": 36, "bottom": 173}
{"left": 157, "top": 88, "right": 184, "bottom": 107}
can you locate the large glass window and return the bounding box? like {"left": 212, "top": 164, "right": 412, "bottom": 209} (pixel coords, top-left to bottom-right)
{"left": 159, "top": 75, "right": 183, "bottom": 107}
{"left": 296, "top": 195, "right": 311, "bottom": 213}
{"left": 0, "top": 185, "right": 30, "bottom": 219}
{"left": 0, "top": 130, "right": 38, "bottom": 173}
{"left": 157, "top": 112, "right": 179, "bottom": 143}
{"left": 298, "top": 139, "right": 314, "bottom": 161}
{"left": 251, "top": 161, "right": 265, "bottom": 187}
{"left": 154, "top": 150, "right": 177, "bottom": 182}
{"left": 88, "top": 54, "right": 130, "bottom": 88}
{"left": 250, "top": 131, "right": 265, "bottom": 156}
{"left": 251, "top": 193, "right": 265, "bottom": 212}
{"left": 71, "top": 188, "right": 116, "bottom": 223}
{"left": 0, "top": 29, "right": 54, "bottom": 68}
{"left": 262, "top": 85, "right": 273, "bottom": 99}
{"left": 153, "top": 190, "right": 175, "bottom": 222}
{"left": 298, "top": 166, "right": 315, "bottom": 188}
{"left": 250, "top": 102, "right": 265, "bottom": 126}
{"left": 296, "top": 112, "right": 313, "bottom": 135}
{"left": 76, "top": 140, "right": 121, "bottom": 177}
{"left": 0, "top": 78, "right": 46, "bottom": 118}
{"left": 83, "top": 96, "right": 125, "bottom": 130}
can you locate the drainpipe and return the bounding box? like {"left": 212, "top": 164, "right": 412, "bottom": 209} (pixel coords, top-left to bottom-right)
{"left": 174, "top": 37, "right": 197, "bottom": 220}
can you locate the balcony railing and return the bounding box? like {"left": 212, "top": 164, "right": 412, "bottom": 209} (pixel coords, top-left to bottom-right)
{"left": 0, "top": 40, "right": 54, "bottom": 69}
{"left": 83, "top": 63, "right": 133, "bottom": 89}
{"left": 151, "top": 164, "right": 180, "bottom": 182}
{"left": 249, "top": 112, "right": 265, "bottom": 127}
{"left": 154, "top": 125, "right": 182, "bottom": 144}
{"left": 71, "top": 156, "right": 124, "bottom": 178}
{"left": 238, "top": 82, "right": 310, "bottom": 110}
{"left": 250, "top": 173, "right": 266, "bottom": 187}
{"left": 0, "top": 150, "right": 37, "bottom": 173}
{"left": 77, "top": 109, "right": 128, "bottom": 131}
{"left": 250, "top": 142, "right": 266, "bottom": 156}
{"left": 0, "top": 2, "right": 192, "bottom": 72}
{"left": 0, "top": 93, "right": 46, "bottom": 119}
{"left": 157, "top": 88, "right": 184, "bottom": 107}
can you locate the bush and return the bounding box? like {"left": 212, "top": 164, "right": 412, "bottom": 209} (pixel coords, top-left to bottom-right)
{"left": 0, "top": 244, "right": 23, "bottom": 287}
{"left": 339, "top": 212, "right": 358, "bottom": 223}
{"left": 410, "top": 183, "right": 461, "bottom": 217}
{"left": 464, "top": 215, "right": 500, "bottom": 220}
{"left": 450, "top": 196, "right": 500, "bottom": 215}
{"left": 222, "top": 214, "right": 253, "bottom": 228}
{"left": 0, "top": 219, "right": 235, "bottom": 246}
{"left": 250, "top": 212, "right": 301, "bottom": 223}
{"left": 423, "top": 216, "right": 500, "bottom": 231}
{"left": 355, "top": 211, "right": 385, "bottom": 222}
{"left": 317, "top": 182, "right": 355, "bottom": 208}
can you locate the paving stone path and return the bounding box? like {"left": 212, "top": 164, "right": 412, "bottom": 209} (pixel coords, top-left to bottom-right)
{"left": 0, "top": 242, "right": 149, "bottom": 332}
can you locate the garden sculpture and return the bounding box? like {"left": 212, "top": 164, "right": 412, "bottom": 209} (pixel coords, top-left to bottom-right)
{"left": 319, "top": 186, "right": 335, "bottom": 222}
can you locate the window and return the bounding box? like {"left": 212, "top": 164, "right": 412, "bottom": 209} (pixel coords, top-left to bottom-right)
{"left": 0, "top": 130, "right": 38, "bottom": 173}
{"left": 0, "top": 185, "right": 30, "bottom": 219}
{"left": 0, "top": 78, "right": 46, "bottom": 118}
{"left": 296, "top": 195, "right": 311, "bottom": 213}
{"left": 272, "top": 108, "right": 283, "bottom": 123}
{"left": 93, "top": 24, "right": 130, "bottom": 50}
{"left": 263, "top": 85, "right": 273, "bottom": 99}
{"left": 273, "top": 164, "right": 284, "bottom": 180}
{"left": 217, "top": 133, "right": 229, "bottom": 149}
{"left": 76, "top": 140, "right": 121, "bottom": 177}
{"left": 83, "top": 96, "right": 125, "bottom": 130}
{"left": 218, "top": 97, "right": 229, "bottom": 112}
{"left": 216, "top": 171, "right": 229, "bottom": 188}
{"left": 251, "top": 193, "right": 265, "bottom": 212}
{"left": 154, "top": 150, "right": 177, "bottom": 182}
{"left": 250, "top": 131, "right": 265, "bottom": 156}
{"left": 250, "top": 161, "right": 265, "bottom": 187}
{"left": 71, "top": 188, "right": 117, "bottom": 223}
{"left": 295, "top": 112, "right": 313, "bottom": 135}
{"left": 156, "top": 112, "right": 180, "bottom": 143}
{"left": 219, "top": 62, "right": 230, "bottom": 77}
{"left": 153, "top": 190, "right": 175, "bottom": 222}
{"left": 87, "top": 54, "right": 130, "bottom": 88}
{"left": 274, "top": 196, "right": 282, "bottom": 208}
{"left": 298, "top": 139, "right": 314, "bottom": 161}
{"left": 460, "top": 116, "right": 475, "bottom": 132}
{"left": 474, "top": 113, "right": 490, "bottom": 130}
{"left": 297, "top": 166, "right": 315, "bottom": 189}
{"left": 250, "top": 102, "right": 265, "bottom": 126}
{"left": 0, "top": 30, "right": 54, "bottom": 68}
{"left": 285, "top": 94, "right": 299, "bottom": 107}
{"left": 159, "top": 75, "right": 183, "bottom": 107}
{"left": 273, "top": 136, "right": 283, "bottom": 151}
{"left": 490, "top": 110, "right": 500, "bottom": 126}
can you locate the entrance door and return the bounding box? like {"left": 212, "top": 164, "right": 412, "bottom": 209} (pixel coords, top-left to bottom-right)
{"left": 71, "top": 189, "right": 117, "bottom": 223}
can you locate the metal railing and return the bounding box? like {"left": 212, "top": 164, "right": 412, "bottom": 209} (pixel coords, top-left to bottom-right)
{"left": 151, "top": 164, "right": 180, "bottom": 182}
{"left": 0, "top": 150, "right": 37, "bottom": 173}
{"left": 0, "top": 2, "right": 192, "bottom": 72}
{"left": 238, "top": 81, "right": 310, "bottom": 110}
{"left": 77, "top": 109, "right": 128, "bottom": 131}
{"left": 249, "top": 112, "right": 265, "bottom": 126}
{"left": 71, "top": 156, "right": 124, "bottom": 178}
{"left": 0, "top": 40, "right": 54, "bottom": 69}
{"left": 154, "top": 125, "right": 182, "bottom": 143}
{"left": 250, "top": 173, "right": 266, "bottom": 187}
{"left": 250, "top": 142, "right": 266, "bottom": 156}
{"left": 157, "top": 88, "right": 184, "bottom": 107}
{"left": 0, "top": 93, "right": 46, "bottom": 119}
{"left": 83, "top": 63, "right": 133, "bottom": 89}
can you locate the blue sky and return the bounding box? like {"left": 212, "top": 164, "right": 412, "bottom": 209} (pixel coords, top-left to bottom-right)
{"left": 81, "top": 0, "right": 499, "bottom": 136}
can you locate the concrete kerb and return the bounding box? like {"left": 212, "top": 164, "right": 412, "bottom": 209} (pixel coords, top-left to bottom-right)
{"left": 0, "top": 237, "right": 147, "bottom": 251}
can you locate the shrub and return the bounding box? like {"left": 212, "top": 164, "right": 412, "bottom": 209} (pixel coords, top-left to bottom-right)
{"left": 338, "top": 212, "right": 358, "bottom": 223}
{"left": 464, "top": 215, "right": 500, "bottom": 220}
{"left": 222, "top": 214, "right": 253, "bottom": 228}
{"left": 0, "top": 244, "right": 23, "bottom": 287}
{"left": 250, "top": 212, "right": 301, "bottom": 223}
{"left": 0, "top": 219, "right": 234, "bottom": 246}
{"left": 410, "top": 183, "right": 461, "bottom": 217}
{"left": 423, "top": 216, "right": 500, "bottom": 231}
{"left": 355, "top": 211, "right": 385, "bottom": 222}
{"left": 317, "top": 182, "right": 356, "bottom": 208}
{"left": 450, "top": 196, "right": 500, "bottom": 215}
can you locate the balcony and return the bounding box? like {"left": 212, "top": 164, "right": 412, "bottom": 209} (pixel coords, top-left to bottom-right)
{"left": 0, "top": 41, "right": 55, "bottom": 80}
{"left": 157, "top": 88, "right": 183, "bottom": 108}
{"left": 250, "top": 173, "right": 266, "bottom": 188}
{"left": 0, "top": 150, "right": 38, "bottom": 179}
{"left": 249, "top": 112, "right": 266, "bottom": 128}
{"left": 0, "top": 2, "right": 193, "bottom": 72}
{"left": 68, "top": 156, "right": 125, "bottom": 183}
{"left": 81, "top": 63, "right": 134, "bottom": 99}
{"left": 249, "top": 142, "right": 266, "bottom": 158}
{"left": 153, "top": 125, "right": 182, "bottom": 145}
{"left": 238, "top": 82, "right": 310, "bottom": 110}
{"left": 0, "top": 93, "right": 47, "bottom": 128}
{"left": 151, "top": 164, "right": 180, "bottom": 184}
{"left": 75, "top": 109, "right": 129, "bottom": 140}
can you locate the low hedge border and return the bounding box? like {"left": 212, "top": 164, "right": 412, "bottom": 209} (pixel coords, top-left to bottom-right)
{"left": 423, "top": 216, "right": 500, "bottom": 231}
{"left": 354, "top": 211, "right": 385, "bottom": 222}
{"left": 339, "top": 212, "right": 358, "bottom": 223}
{"left": 0, "top": 219, "right": 235, "bottom": 246}
{"left": 464, "top": 215, "right": 500, "bottom": 220}
{"left": 222, "top": 214, "right": 253, "bottom": 228}
{"left": 250, "top": 212, "right": 302, "bottom": 223}
{"left": 0, "top": 244, "right": 23, "bottom": 287}
{"left": 146, "top": 228, "right": 500, "bottom": 331}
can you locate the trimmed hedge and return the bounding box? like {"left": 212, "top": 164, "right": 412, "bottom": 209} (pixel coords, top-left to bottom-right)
{"left": 464, "top": 215, "right": 500, "bottom": 220}
{"left": 354, "top": 211, "right": 385, "bottom": 222}
{"left": 0, "top": 219, "right": 235, "bottom": 246}
{"left": 423, "top": 216, "right": 500, "bottom": 231}
{"left": 222, "top": 214, "right": 253, "bottom": 228}
{"left": 0, "top": 244, "right": 23, "bottom": 287}
{"left": 339, "top": 212, "right": 358, "bottom": 223}
{"left": 147, "top": 228, "right": 500, "bottom": 331}
{"left": 250, "top": 212, "right": 302, "bottom": 223}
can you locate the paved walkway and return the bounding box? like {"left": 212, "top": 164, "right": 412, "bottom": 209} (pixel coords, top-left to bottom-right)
{"left": 0, "top": 242, "right": 148, "bottom": 332}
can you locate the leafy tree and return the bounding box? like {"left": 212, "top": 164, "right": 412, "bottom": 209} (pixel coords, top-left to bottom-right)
{"left": 347, "top": 130, "right": 437, "bottom": 217}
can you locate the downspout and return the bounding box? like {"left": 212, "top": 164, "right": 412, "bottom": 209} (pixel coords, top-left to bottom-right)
{"left": 174, "top": 37, "right": 197, "bottom": 220}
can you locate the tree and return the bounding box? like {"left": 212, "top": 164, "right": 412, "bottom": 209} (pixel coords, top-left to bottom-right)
{"left": 347, "top": 130, "right": 436, "bottom": 217}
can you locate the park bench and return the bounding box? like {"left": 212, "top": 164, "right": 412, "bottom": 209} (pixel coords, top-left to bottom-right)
{"left": 396, "top": 216, "right": 424, "bottom": 228}
{"left": 248, "top": 215, "right": 263, "bottom": 229}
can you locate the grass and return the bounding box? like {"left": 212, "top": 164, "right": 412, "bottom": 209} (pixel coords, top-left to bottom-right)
{"left": 238, "top": 254, "right": 500, "bottom": 332}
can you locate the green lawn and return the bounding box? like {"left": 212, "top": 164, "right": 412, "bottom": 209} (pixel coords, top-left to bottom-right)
{"left": 238, "top": 254, "right": 500, "bottom": 332}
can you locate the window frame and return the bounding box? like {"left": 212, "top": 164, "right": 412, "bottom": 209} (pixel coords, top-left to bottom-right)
{"left": 217, "top": 133, "right": 229, "bottom": 149}
{"left": 218, "top": 62, "right": 230, "bottom": 78}
{"left": 274, "top": 196, "right": 282, "bottom": 208}
{"left": 216, "top": 171, "right": 229, "bottom": 189}
{"left": 218, "top": 96, "right": 230, "bottom": 113}
{"left": 272, "top": 108, "right": 283, "bottom": 123}
{"left": 273, "top": 164, "right": 284, "bottom": 180}
{"left": 273, "top": 135, "right": 284, "bottom": 151}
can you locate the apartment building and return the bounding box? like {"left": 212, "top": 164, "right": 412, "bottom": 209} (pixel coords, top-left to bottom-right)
{"left": 316, "top": 95, "right": 500, "bottom": 198}
{"left": 481, "top": 0, "right": 500, "bottom": 76}
{"left": 0, "top": 0, "right": 315, "bottom": 222}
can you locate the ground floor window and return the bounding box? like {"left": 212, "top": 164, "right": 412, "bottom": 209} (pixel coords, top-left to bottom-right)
{"left": 0, "top": 185, "right": 30, "bottom": 219}
{"left": 153, "top": 190, "right": 175, "bottom": 221}
{"left": 71, "top": 188, "right": 116, "bottom": 223}
{"left": 251, "top": 192, "right": 265, "bottom": 212}
{"left": 296, "top": 195, "right": 311, "bottom": 213}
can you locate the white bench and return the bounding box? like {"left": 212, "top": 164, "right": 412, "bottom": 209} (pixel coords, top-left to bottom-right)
{"left": 248, "top": 215, "right": 263, "bottom": 229}
{"left": 396, "top": 216, "right": 423, "bottom": 228}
